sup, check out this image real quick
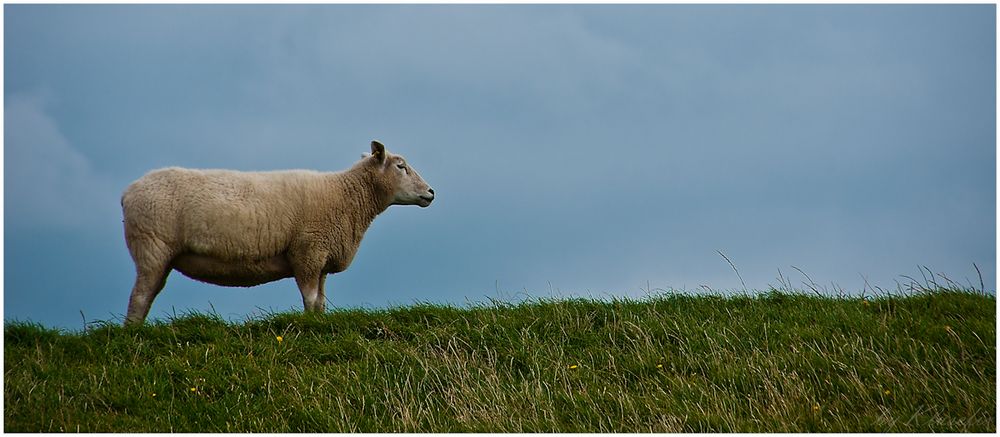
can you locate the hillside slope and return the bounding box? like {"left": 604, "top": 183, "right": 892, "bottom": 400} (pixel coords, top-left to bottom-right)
{"left": 4, "top": 289, "right": 995, "bottom": 432}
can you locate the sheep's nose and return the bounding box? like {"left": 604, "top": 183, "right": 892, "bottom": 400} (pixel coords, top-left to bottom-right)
{"left": 428, "top": 188, "right": 435, "bottom": 196}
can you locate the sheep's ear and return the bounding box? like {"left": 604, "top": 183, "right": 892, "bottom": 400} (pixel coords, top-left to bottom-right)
{"left": 371, "top": 141, "right": 386, "bottom": 163}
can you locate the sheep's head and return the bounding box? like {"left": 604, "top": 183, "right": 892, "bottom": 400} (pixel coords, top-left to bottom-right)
{"left": 367, "top": 140, "right": 435, "bottom": 208}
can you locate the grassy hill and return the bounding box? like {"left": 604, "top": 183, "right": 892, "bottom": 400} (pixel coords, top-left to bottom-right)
{"left": 4, "top": 288, "right": 995, "bottom": 432}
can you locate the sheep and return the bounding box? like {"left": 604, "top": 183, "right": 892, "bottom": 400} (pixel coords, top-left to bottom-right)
{"left": 120, "top": 140, "right": 434, "bottom": 325}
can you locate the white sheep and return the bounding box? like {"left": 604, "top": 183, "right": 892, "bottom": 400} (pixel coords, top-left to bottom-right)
{"left": 120, "top": 140, "right": 434, "bottom": 325}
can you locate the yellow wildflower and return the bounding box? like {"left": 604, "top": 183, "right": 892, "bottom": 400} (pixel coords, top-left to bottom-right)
{"left": 276, "top": 335, "right": 283, "bottom": 343}
{"left": 151, "top": 393, "right": 157, "bottom": 398}
{"left": 568, "top": 364, "right": 579, "bottom": 370}
{"left": 190, "top": 387, "right": 198, "bottom": 393}
{"left": 656, "top": 364, "right": 663, "bottom": 369}
{"left": 884, "top": 389, "right": 890, "bottom": 395}
{"left": 812, "top": 404, "right": 820, "bottom": 412}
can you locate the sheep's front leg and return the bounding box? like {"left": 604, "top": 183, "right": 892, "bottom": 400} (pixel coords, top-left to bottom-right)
{"left": 290, "top": 247, "right": 327, "bottom": 313}
{"left": 294, "top": 273, "right": 322, "bottom": 313}
{"left": 316, "top": 274, "right": 328, "bottom": 312}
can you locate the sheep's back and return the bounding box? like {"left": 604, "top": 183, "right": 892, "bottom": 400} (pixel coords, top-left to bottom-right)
{"left": 124, "top": 167, "right": 322, "bottom": 260}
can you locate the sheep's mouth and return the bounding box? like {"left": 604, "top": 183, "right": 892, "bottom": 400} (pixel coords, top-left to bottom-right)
{"left": 418, "top": 195, "right": 434, "bottom": 207}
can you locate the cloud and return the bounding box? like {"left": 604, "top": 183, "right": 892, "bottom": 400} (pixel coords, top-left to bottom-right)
{"left": 2, "top": 5, "right": 993, "bottom": 329}
{"left": 5, "top": 91, "right": 119, "bottom": 232}
{"left": 218, "top": 6, "right": 645, "bottom": 122}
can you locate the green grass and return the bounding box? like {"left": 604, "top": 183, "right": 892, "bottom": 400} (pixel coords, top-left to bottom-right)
{"left": 4, "top": 288, "right": 995, "bottom": 432}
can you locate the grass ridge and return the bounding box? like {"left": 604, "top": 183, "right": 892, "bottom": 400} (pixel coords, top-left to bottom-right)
{"left": 4, "top": 288, "right": 995, "bottom": 432}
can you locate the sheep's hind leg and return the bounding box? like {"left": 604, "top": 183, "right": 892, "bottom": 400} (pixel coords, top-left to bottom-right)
{"left": 124, "top": 264, "right": 171, "bottom": 326}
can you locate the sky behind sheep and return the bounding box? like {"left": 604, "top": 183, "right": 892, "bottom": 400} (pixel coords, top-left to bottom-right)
{"left": 5, "top": 4, "right": 996, "bottom": 329}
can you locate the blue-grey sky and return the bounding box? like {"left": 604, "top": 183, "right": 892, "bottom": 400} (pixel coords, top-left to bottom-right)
{"left": 5, "top": 4, "right": 996, "bottom": 330}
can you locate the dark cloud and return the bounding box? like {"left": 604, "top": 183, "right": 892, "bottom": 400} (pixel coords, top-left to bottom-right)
{"left": 5, "top": 92, "right": 119, "bottom": 232}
